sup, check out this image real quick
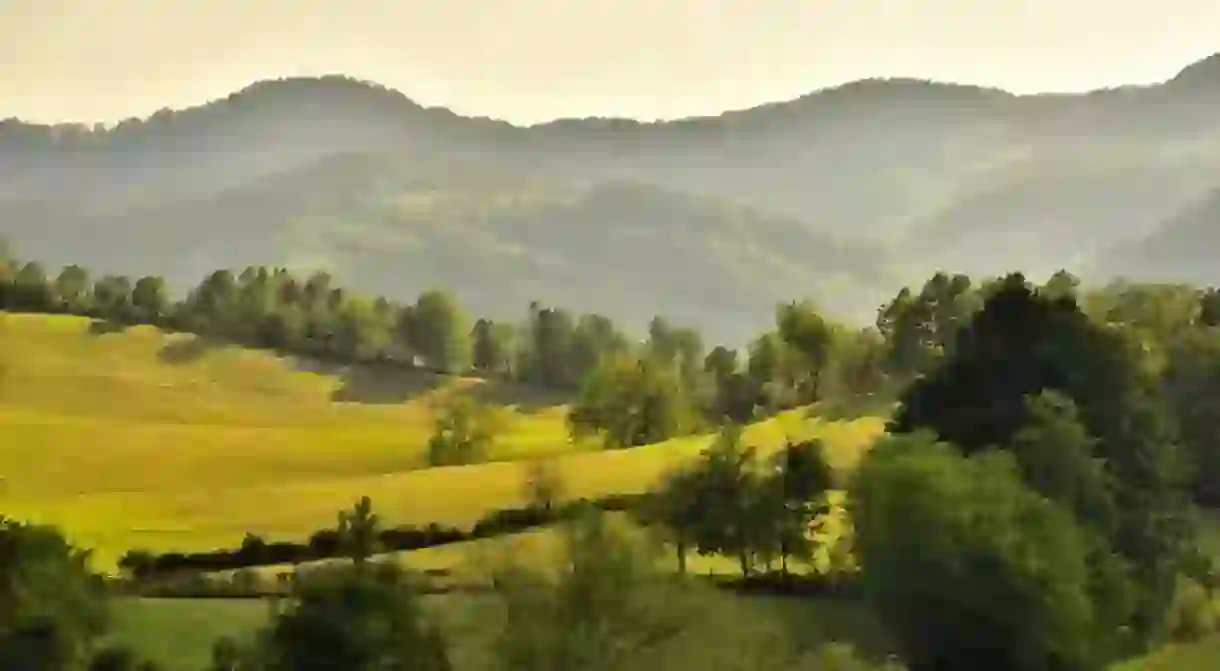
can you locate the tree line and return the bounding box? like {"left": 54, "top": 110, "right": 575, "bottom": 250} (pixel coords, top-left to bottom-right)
{"left": 5, "top": 243, "right": 1220, "bottom": 506}
{"left": 0, "top": 242, "right": 887, "bottom": 419}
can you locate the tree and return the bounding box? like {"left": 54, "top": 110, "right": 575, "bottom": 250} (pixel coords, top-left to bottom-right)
{"left": 529, "top": 306, "right": 577, "bottom": 387}
{"left": 130, "top": 276, "right": 168, "bottom": 325}
{"left": 1163, "top": 328, "right": 1220, "bottom": 504}
{"left": 567, "top": 354, "right": 695, "bottom": 449}
{"left": 405, "top": 290, "right": 469, "bottom": 373}
{"left": 1009, "top": 392, "right": 1116, "bottom": 533}
{"left": 569, "top": 313, "right": 627, "bottom": 384}
{"left": 648, "top": 466, "right": 705, "bottom": 575}
{"left": 890, "top": 273, "right": 1196, "bottom": 647}
{"left": 703, "top": 346, "right": 738, "bottom": 385}
{"left": 876, "top": 273, "right": 978, "bottom": 382}
{"left": 850, "top": 433, "right": 1104, "bottom": 671}
{"left": 91, "top": 275, "right": 133, "bottom": 323}
{"left": 1200, "top": 288, "right": 1220, "bottom": 327}
{"left": 254, "top": 562, "right": 451, "bottom": 671}
{"left": 830, "top": 327, "right": 888, "bottom": 400}
{"left": 336, "top": 497, "right": 380, "bottom": 566}
{"left": 9, "top": 261, "right": 53, "bottom": 312}
{"left": 488, "top": 509, "right": 705, "bottom": 671}
{"left": 1043, "top": 269, "right": 1082, "bottom": 301}
{"left": 763, "top": 438, "right": 836, "bottom": 575}
{"left": 678, "top": 424, "right": 766, "bottom": 576}
{"left": 775, "top": 300, "right": 833, "bottom": 402}
{"left": 426, "top": 396, "right": 499, "bottom": 467}
{"left": 332, "top": 296, "right": 387, "bottom": 361}
{"left": 471, "top": 318, "right": 512, "bottom": 373}
{"left": 0, "top": 517, "right": 111, "bottom": 671}
{"left": 55, "top": 265, "right": 91, "bottom": 314}
{"left": 745, "top": 332, "right": 786, "bottom": 411}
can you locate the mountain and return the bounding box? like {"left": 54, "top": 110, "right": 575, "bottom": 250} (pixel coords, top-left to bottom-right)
{"left": 1091, "top": 185, "right": 1220, "bottom": 286}
{"left": 4, "top": 54, "right": 1220, "bottom": 341}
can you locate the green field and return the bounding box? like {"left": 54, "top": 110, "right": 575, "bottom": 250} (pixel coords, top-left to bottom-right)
{"left": 109, "top": 598, "right": 271, "bottom": 671}
{"left": 109, "top": 590, "right": 893, "bottom": 671}
{"left": 0, "top": 313, "right": 883, "bottom": 570}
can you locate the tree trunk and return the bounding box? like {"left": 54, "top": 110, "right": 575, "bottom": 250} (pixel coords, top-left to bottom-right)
{"left": 739, "top": 550, "right": 750, "bottom": 578}
{"left": 676, "top": 540, "right": 687, "bottom": 575}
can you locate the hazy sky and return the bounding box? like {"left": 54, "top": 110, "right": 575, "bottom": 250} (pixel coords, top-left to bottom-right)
{"left": 2, "top": 0, "right": 1218, "bottom": 125}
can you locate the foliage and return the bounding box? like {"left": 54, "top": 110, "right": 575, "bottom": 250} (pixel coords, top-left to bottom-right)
{"left": 86, "top": 645, "right": 162, "bottom": 671}
{"left": 889, "top": 273, "right": 1197, "bottom": 647}
{"left": 1163, "top": 577, "right": 1220, "bottom": 643}
{"left": 249, "top": 561, "right": 452, "bottom": 671}
{"left": 1163, "top": 327, "right": 1220, "bottom": 504}
{"left": 482, "top": 508, "right": 809, "bottom": 671}
{"left": 567, "top": 354, "right": 696, "bottom": 449}
{"left": 337, "top": 496, "right": 381, "bottom": 565}
{"left": 850, "top": 433, "right": 1104, "bottom": 671}
{"left": 0, "top": 517, "right": 112, "bottom": 671}
{"left": 426, "top": 396, "right": 501, "bottom": 467}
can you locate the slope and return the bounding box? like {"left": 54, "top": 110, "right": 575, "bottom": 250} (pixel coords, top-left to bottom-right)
{"left": 1091, "top": 184, "right": 1220, "bottom": 286}
{"left": 0, "top": 313, "right": 884, "bottom": 569}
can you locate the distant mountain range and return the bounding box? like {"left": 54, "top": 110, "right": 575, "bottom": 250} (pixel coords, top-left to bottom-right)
{"left": 3, "top": 53, "right": 1220, "bottom": 343}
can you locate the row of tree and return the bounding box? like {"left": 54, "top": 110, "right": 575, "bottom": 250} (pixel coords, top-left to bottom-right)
{"left": 0, "top": 243, "right": 889, "bottom": 423}
{"left": 5, "top": 243, "right": 1220, "bottom": 509}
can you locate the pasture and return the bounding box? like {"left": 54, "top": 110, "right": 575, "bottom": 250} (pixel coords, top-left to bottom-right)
{"left": 0, "top": 313, "right": 883, "bottom": 569}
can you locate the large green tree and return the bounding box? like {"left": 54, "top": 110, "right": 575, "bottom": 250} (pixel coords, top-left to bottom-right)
{"left": 890, "top": 273, "right": 1197, "bottom": 647}
{"left": 851, "top": 434, "right": 1104, "bottom": 671}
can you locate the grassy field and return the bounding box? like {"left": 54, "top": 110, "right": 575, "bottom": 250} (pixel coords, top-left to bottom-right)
{"left": 109, "top": 590, "right": 892, "bottom": 671}
{"left": 0, "top": 313, "right": 884, "bottom": 570}
{"left": 109, "top": 598, "right": 271, "bottom": 671}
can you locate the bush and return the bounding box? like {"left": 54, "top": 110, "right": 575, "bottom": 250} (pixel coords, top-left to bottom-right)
{"left": 121, "top": 492, "right": 647, "bottom": 584}
{"left": 253, "top": 562, "right": 453, "bottom": 671}
{"left": 1165, "top": 577, "right": 1220, "bottom": 642}
{"left": 851, "top": 434, "right": 1105, "bottom": 671}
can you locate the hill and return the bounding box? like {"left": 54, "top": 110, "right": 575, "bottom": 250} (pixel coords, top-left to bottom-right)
{"left": 0, "top": 313, "right": 883, "bottom": 569}
{"left": 6, "top": 54, "right": 1220, "bottom": 338}
{"left": 1091, "top": 184, "right": 1220, "bottom": 286}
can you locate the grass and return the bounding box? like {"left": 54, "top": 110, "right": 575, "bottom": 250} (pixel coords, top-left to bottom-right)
{"left": 1113, "top": 636, "right": 1220, "bottom": 670}
{"left": 0, "top": 313, "right": 884, "bottom": 570}
{"left": 110, "top": 590, "right": 890, "bottom": 671}
{"left": 108, "top": 598, "right": 270, "bottom": 671}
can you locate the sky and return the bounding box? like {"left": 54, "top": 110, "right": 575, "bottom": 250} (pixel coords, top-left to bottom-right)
{"left": 2, "top": 0, "right": 1218, "bottom": 125}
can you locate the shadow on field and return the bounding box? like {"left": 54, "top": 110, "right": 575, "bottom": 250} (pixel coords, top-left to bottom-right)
{"left": 328, "top": 365, "right": 449, "bottom": 404}
{"left": 157, "top": 336, "right": 224, "bottom": 365}
{"left": 87, "top": 319, "right": 129, "bottom": 336}
{"left": 462, "top": 378, "right": 571, "bottom": 413}
{"left": 318, "top": 359, "right": 571, "bottom": 412}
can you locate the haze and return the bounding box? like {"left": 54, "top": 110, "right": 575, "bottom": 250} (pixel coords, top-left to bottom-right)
{"left": 3, "top": 0, "right": 1219, "bottom": 125}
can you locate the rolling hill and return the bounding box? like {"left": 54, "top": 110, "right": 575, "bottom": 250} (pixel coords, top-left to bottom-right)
{"left": 5, "top": 53, "right": 1220, "bottom": 340}
{"left": 0, "top": 313, "right": 883, "bottom": 570}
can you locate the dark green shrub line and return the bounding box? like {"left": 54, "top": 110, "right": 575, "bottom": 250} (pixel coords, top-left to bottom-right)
{"left": 117, "top": 492, "right": 648, "bottom": 579}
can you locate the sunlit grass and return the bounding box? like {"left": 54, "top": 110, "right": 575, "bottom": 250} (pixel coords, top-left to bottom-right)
{"left": 0, "top": 313, "right": 884, "bottom": 570}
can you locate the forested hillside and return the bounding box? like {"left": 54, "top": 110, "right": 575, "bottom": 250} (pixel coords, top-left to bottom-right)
{"left": 4, "top": 53, "right": 1220, "bottom": 341}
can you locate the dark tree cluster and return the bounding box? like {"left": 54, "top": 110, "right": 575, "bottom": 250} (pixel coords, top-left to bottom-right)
{"left": 852, "top": 272, "right": 1220, "bottom": 671}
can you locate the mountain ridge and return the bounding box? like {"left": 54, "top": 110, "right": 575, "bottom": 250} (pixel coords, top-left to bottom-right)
{"left": 3, "top": 52, "right": 1220, "bottom": 342}
{"left": 7, "top": 50, "right": 1218, "bottom": 132}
